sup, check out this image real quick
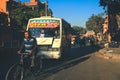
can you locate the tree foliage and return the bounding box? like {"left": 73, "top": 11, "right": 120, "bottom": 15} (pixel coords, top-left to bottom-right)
{"left": 100, "top": 0, "right": 120, "bottom": 7}
{"left": 71, "top": 26, "right": 87, "bottom": 35}
{"left": 8, "top": 1, "right": 53, "bottom": 30}
{"left": 100, "top": 0, "right": 120, "bottom": 14}
{"left": 9, "top": 2, "right": 40, "bottom": 30}
{"left": 86, "top": 14, "right": 104, "bottom": 33}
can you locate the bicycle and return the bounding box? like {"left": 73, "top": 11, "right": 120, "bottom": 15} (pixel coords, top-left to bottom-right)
{"left": 5, "top": 52, "right": 42, "bottom": 80}
{"left": 0, "top": 72, "right": 3, "bottom": 80}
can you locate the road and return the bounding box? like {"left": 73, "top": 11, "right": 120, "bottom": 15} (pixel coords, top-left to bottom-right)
{"left": 36, "top": 46, "right": 120, "bottom": 80}
{"left": 1, "top": 46, "right": 120, "bottom": 80}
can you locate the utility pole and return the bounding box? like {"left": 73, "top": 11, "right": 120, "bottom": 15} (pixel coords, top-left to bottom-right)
{"left": 45, "top": 0, "right": 48, "bottom": 16}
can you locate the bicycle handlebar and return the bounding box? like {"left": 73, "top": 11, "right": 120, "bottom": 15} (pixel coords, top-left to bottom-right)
{"left": 22, "top": 52, "right": 29, "bottom": 55}
{"left": 18, "top": 52, "right": 30, "bottom": 56}
{"left": 20, "top": 52, "right": 31, "bottom": 58}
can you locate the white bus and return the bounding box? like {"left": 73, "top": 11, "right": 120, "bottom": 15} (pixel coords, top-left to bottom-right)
{"left": 26, "top": 16, "right": 71, "bottom": 59}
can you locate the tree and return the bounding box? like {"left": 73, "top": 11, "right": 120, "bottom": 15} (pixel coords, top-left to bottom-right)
{"left": 71, "top": 26, "right": 86, "bottom": 35}
{"left": 99, "top": 0, "right": 120, "bottom": 41}
{"left": 86, "top": 14, "right": 104, "bottom": 34}
{"left": 8, "top": 1, "right": 54, "bottom": 30}
{"left": 100, "top": 0, "right": 120, "bottom": 13}
{"left": 9, "top": 3, "right": 40, "bottom": 30}
{"left": 100, "top": 0, "right": 120, "bottom": 7}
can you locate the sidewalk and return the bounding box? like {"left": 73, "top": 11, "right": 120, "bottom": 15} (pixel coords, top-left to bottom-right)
{"left": 96, "top": 47, "right": 120, "bottom": 59}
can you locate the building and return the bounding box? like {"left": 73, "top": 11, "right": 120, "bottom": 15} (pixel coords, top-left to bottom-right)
{"left": 24, "top": 0, "right": 39, "bottom": 8}
{"left": 0, "top": 0, "right": 9, "bottom": 14}
{"left": 22, "top": 0, "right": 51, "bottom": 16}
{"left": 0, "top": 0, "right": 10, "bottom": 27}
{"left": 85, "top": 30, "right": 95, "bottom": 37}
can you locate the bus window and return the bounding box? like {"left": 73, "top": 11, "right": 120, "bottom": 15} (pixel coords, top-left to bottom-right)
{"left": 28, "top": 27, "right": 60, "bottom": 38}
{"left": 40, "top": 29, "right": 45, "bottom": 38}
{"left": 29, "top": 28, "right": 41, "bottom": 37}
{"left": 54, "top": 30, "right": 60, "bottom": 38}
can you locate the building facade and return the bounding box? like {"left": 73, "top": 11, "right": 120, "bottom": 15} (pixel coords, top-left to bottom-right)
{"left": 0, "top": 0, "right": 9, "bottom": 14}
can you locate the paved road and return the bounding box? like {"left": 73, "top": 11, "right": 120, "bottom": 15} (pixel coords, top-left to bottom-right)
{"left": 2, "top": 46, "right": 120, "bottom": 80}
{"left": 37, "top": 46, "right": 120, "bottom": 80}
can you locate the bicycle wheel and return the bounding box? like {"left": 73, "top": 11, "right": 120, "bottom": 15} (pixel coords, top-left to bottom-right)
{"left": 13, "top": 64, "right": 24, "bottom": 80}
{"left": 5, "top": 63, "right": 23, "bottom": 80}
{"left": 6, "top": 64, "right": 35, "bottom": 80}
{"left": 0, "top": 72, "right": 3, "bottom": 80}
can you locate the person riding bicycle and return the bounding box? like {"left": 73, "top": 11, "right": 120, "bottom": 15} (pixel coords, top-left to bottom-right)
{"left": 18, "top": 30, "right": 37, "bottom": 69}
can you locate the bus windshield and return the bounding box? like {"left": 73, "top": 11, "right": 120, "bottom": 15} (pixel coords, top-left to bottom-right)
{"left": 27, "top": 19, "right": 60, "bottom": 38}
{"left": 29, "top": 27, "right": 60, "bottom": 38}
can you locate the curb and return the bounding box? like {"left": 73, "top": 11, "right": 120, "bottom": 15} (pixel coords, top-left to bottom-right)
{"left": 96, "top": 49, "right": 120, "bottom": 60}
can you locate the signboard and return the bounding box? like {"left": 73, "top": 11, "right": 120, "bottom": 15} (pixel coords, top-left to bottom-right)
{"left": 28, "top": 19, "right": 59, "bottom": 28}
{"left": 52, "top": 39, "right": 61, "bottom": 48}
{"left": 36, "top": 37, "right": 53, "bottom": 45}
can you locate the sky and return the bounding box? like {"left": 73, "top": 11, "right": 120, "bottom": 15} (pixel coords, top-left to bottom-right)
{"left": 21, "top": 0, "right": 105, "bottom": 27}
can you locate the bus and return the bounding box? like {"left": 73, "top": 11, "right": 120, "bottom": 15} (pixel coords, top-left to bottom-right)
{"left": 26, "top": 16, "right": 71, "bottom": 59}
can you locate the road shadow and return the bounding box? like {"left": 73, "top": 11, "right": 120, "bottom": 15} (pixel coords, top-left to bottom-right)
{"left": 35, "top": 56, "right": 90, "bottom": 80}
{"left": 0, "top": 45, "right": 102, "bottom": 80}
{"left": 34, "top": 45, "right": 101, "bottom": 80}
{"left": 62, "top": 45, "right": 102, "bottom": 61}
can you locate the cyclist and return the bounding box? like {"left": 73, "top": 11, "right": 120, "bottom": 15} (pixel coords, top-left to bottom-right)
{"left": 17, "top": 30, "right": 37, "bottom": 69}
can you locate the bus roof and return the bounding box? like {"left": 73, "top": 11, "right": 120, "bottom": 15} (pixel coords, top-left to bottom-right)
{"left": 28, "top": 16, "right": 70, "bottom": 24}
{"left": 27, "top": 16, "right": 71, "bottom": 29}
{"left": 29, "top": 16, "right": 61, "bottom": 20}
